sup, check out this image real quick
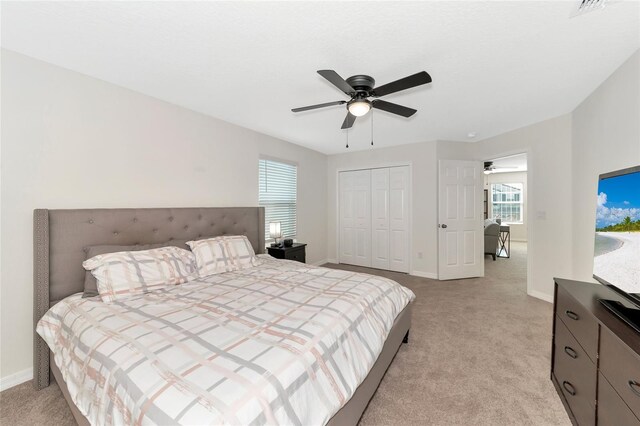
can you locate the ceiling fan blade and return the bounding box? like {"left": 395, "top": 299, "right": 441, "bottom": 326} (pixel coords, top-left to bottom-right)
{"left": 292, "top": 100, "right": 346, "bottom": 113}
{"left": 341, "top": 112, "right": 357, "bottom": 129}
{"left": 372, "top": 71, "right": 432, "bottom": 97}
{"left": 372, "top": 100, "right": 417, "bottom": 117}
{"left": 318, "top": 70, "right": 355, "bottom": 95}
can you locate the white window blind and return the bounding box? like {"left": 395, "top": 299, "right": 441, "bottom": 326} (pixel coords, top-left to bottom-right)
{"left": 259, "top": 159, "right": 297, "bottom": 242}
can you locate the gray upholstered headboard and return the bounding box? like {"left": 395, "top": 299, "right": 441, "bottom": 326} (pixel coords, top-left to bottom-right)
{"left": 33, "top": 207, "right": 264, "bottom": 390}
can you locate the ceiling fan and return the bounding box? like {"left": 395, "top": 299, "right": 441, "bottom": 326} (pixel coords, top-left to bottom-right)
{"left": 484, "top": 161, "right": 521, "bottom": 174}
{"left": 292, "top": 70, "right": 432, "bottom": 129}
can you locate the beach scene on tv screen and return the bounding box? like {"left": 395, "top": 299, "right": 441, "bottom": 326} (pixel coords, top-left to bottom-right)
{"left": 594, "top": 170, "right": 640, "bottom": 294}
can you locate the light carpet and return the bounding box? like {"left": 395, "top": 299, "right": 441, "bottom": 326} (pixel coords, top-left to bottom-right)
{"left": 0, "top": 242, "right": 569, "bottom": 425}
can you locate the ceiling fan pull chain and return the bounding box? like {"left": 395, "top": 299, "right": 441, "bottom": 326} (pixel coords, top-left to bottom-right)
{"left": 371, "top": 109, "right": 374, "bottom": 146}
{"left": 346, "top": 128, "right": 349, "bottom": 149}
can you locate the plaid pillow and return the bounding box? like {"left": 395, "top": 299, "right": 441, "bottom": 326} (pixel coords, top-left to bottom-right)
{"left": 83, "top": 246, "right": 198, "bottom": 303}
{"left": 82, "top": 240, "right": 191, "bottom": 298}
{"left": 187, "top": 235, "right": 260, "bottom": 277}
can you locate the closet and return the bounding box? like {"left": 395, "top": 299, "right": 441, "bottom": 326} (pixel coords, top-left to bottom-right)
{"left": 338, "top": 166, "right": 410, "bottom": 273}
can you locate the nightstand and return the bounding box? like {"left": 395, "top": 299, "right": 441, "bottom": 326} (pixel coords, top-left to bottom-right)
{"left": 267, "top": 243, "right": 306, "bottom": 263}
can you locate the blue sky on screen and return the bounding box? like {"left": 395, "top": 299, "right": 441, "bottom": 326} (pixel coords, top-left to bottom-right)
{"left": 596, "top": 170, "right": 640, "bottom": 228}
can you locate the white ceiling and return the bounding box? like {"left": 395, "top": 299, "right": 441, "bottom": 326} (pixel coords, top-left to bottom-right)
{"left": 2, "top": 1, "right": 639, "bottom": 154}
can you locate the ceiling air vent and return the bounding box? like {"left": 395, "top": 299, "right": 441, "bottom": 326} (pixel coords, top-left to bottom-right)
{"left": 572, "top": 0, "right": 610, "bottom": 17}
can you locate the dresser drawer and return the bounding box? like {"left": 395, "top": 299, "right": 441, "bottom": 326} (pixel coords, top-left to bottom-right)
{"left": 600, "top": 327, "right": 640, "bottom": 419}
{"left": 598, "top": 373, "right": 640, "bottom": 426}
{"left": 556, "top": 285, "right": 598, "bottom": 362}
{"left": 554, "top": 317, "right": 596, "bottom": 425}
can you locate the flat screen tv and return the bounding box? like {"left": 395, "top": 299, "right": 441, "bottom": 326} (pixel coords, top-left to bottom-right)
{"left": 593, "top": 165, "right": 640, "bottom": 319}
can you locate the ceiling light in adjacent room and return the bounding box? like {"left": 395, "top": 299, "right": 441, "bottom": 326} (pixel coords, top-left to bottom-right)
{"left": 348, "top": 100, "right": 371, "bottom": 117}
{"left": 467, "top": 132, "right": 477, "bottom": 139}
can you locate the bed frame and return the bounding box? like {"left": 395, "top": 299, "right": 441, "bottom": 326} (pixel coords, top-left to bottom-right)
{"left": 33, "top": 207, "right": 411, "bottom": 425}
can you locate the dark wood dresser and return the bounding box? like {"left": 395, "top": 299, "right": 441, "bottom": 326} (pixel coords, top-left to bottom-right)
{"left": 552, "top": 278, "right": 640, "bottom": 425}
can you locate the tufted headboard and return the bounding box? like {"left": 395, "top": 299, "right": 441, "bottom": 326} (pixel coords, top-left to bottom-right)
{"left": 33, "top": 207, "right": 264, "bottom": 390}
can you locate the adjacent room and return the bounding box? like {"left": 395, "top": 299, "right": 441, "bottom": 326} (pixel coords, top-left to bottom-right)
{"left": 1, "top": 1, "right": 639, "bottom": 425}
{"left": 483, "top": 154, "right": 528, "bottom": 289}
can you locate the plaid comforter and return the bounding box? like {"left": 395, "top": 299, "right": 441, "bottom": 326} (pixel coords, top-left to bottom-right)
{"left": 37, "top": 255, "right": 415, "bottom": 426}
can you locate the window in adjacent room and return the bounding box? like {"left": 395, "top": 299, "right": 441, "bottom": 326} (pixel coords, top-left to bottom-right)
{"left": 490, "top": 183, "right": 523, "bottom": 224}
{"left": 258, "top": 158, "right": 297, "bottom": 243}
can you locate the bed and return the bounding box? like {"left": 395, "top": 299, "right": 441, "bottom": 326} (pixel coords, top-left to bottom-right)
{"left": 33, "top": 207, "right": 414, "bottom": 425}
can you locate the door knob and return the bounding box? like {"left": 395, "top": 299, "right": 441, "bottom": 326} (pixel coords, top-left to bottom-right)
{"left": 440, "top": 224, "right": 448, "bottom": 229}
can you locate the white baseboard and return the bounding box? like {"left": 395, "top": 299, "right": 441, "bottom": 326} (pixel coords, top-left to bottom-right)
{"left": 310, "top": 259, "right": 329, "bottom": 266}
{"left": 528, "top": 289, "right": 554, "bottom": 304}
{"left": 325, "top": 258, "right": 338, "bottom": 264}
{"left": 410, "top": 270, "right": 438, "bottom": 279}
{"left": 0, "top": 367, "right": 33, "bottom": 391}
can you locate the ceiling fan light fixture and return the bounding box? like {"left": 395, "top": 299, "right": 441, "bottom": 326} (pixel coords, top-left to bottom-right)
{"left": 347, "top": 99, "right": 371, "bottom": 117}
{"left": 292, "top": 69, "right": 432, "bottom": 134}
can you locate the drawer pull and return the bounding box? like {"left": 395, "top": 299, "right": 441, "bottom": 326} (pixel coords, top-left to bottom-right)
{"left": 565, "top": 310, "right": 579, "bottom": 321}
{"left": 562, "top": 381, "right": 576, "bottom": 396}
{"left": 629, "top": 380, "right": 640, "bottom": 397}
{"left": 563, "top": 346, "right": 578, "bottom": 359}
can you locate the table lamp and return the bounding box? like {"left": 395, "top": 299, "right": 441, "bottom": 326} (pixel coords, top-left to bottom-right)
{"left": 269, "top": 222, "right": 282, "bottom": 247}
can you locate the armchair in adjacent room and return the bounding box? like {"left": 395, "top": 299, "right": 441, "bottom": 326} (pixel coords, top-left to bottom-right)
{"left": 484, "top": 219, "right": 500, "bottom": 261}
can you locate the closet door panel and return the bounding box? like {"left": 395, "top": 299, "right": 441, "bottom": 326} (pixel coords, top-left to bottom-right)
{"left": 339, "top": 172, "right": 356, "bottom": 264}
{"left": 339, "top": 170, "right": 371, "bottom": 267}
{"left": 389, "top": 166, "right": 410, "bottom": 272}
{"left": 371, "top": 168, "right": 390, "bottom": 269}
{"left": 390, "top": 229, "right": 406, "bottom": 264}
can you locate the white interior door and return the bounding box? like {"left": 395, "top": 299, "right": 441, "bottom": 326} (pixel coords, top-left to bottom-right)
{"left": 339, "top": 170, "right": 371, "bottom": 267}
{"left": 371, "top": 168, "right": 390, "bottom": 270}
{"left": 389, "top": 166, "right": 410, "bottom": 273}
{"left": 438, "top": 160, "right": 484, "bottom": 280}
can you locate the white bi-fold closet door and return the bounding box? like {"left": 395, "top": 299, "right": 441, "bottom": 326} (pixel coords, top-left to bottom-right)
{"left": 339, "top": 166, "right": 409, "bottom": 273}
{"left": 339, "top": 169, "right": 372, "bottom": 268}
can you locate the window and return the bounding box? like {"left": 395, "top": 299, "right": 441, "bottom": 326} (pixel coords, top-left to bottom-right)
{"left": 490, "top": 183, "right": 523, "bottom": 223}
{"left": 259, "top": 159, "right": 297, "bottom": 242}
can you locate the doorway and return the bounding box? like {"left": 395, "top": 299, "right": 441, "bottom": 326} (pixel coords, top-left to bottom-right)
{"left": 483, "top": 153, "right": 529, "bottom": 291}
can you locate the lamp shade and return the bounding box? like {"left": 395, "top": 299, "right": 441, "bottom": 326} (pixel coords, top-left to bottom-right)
{"left": 347, "top": 100, "right": 371, "bottom": 117}
{"left": 269, "top": 222, "right": 282, "bottom": 238}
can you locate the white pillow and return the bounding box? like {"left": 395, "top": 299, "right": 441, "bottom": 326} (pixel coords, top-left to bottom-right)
{"left": 187, "top": 235, "right": 259, "bottom": 277}
{"left": 83, "top": 246, "right": 198, "bottom": 303}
